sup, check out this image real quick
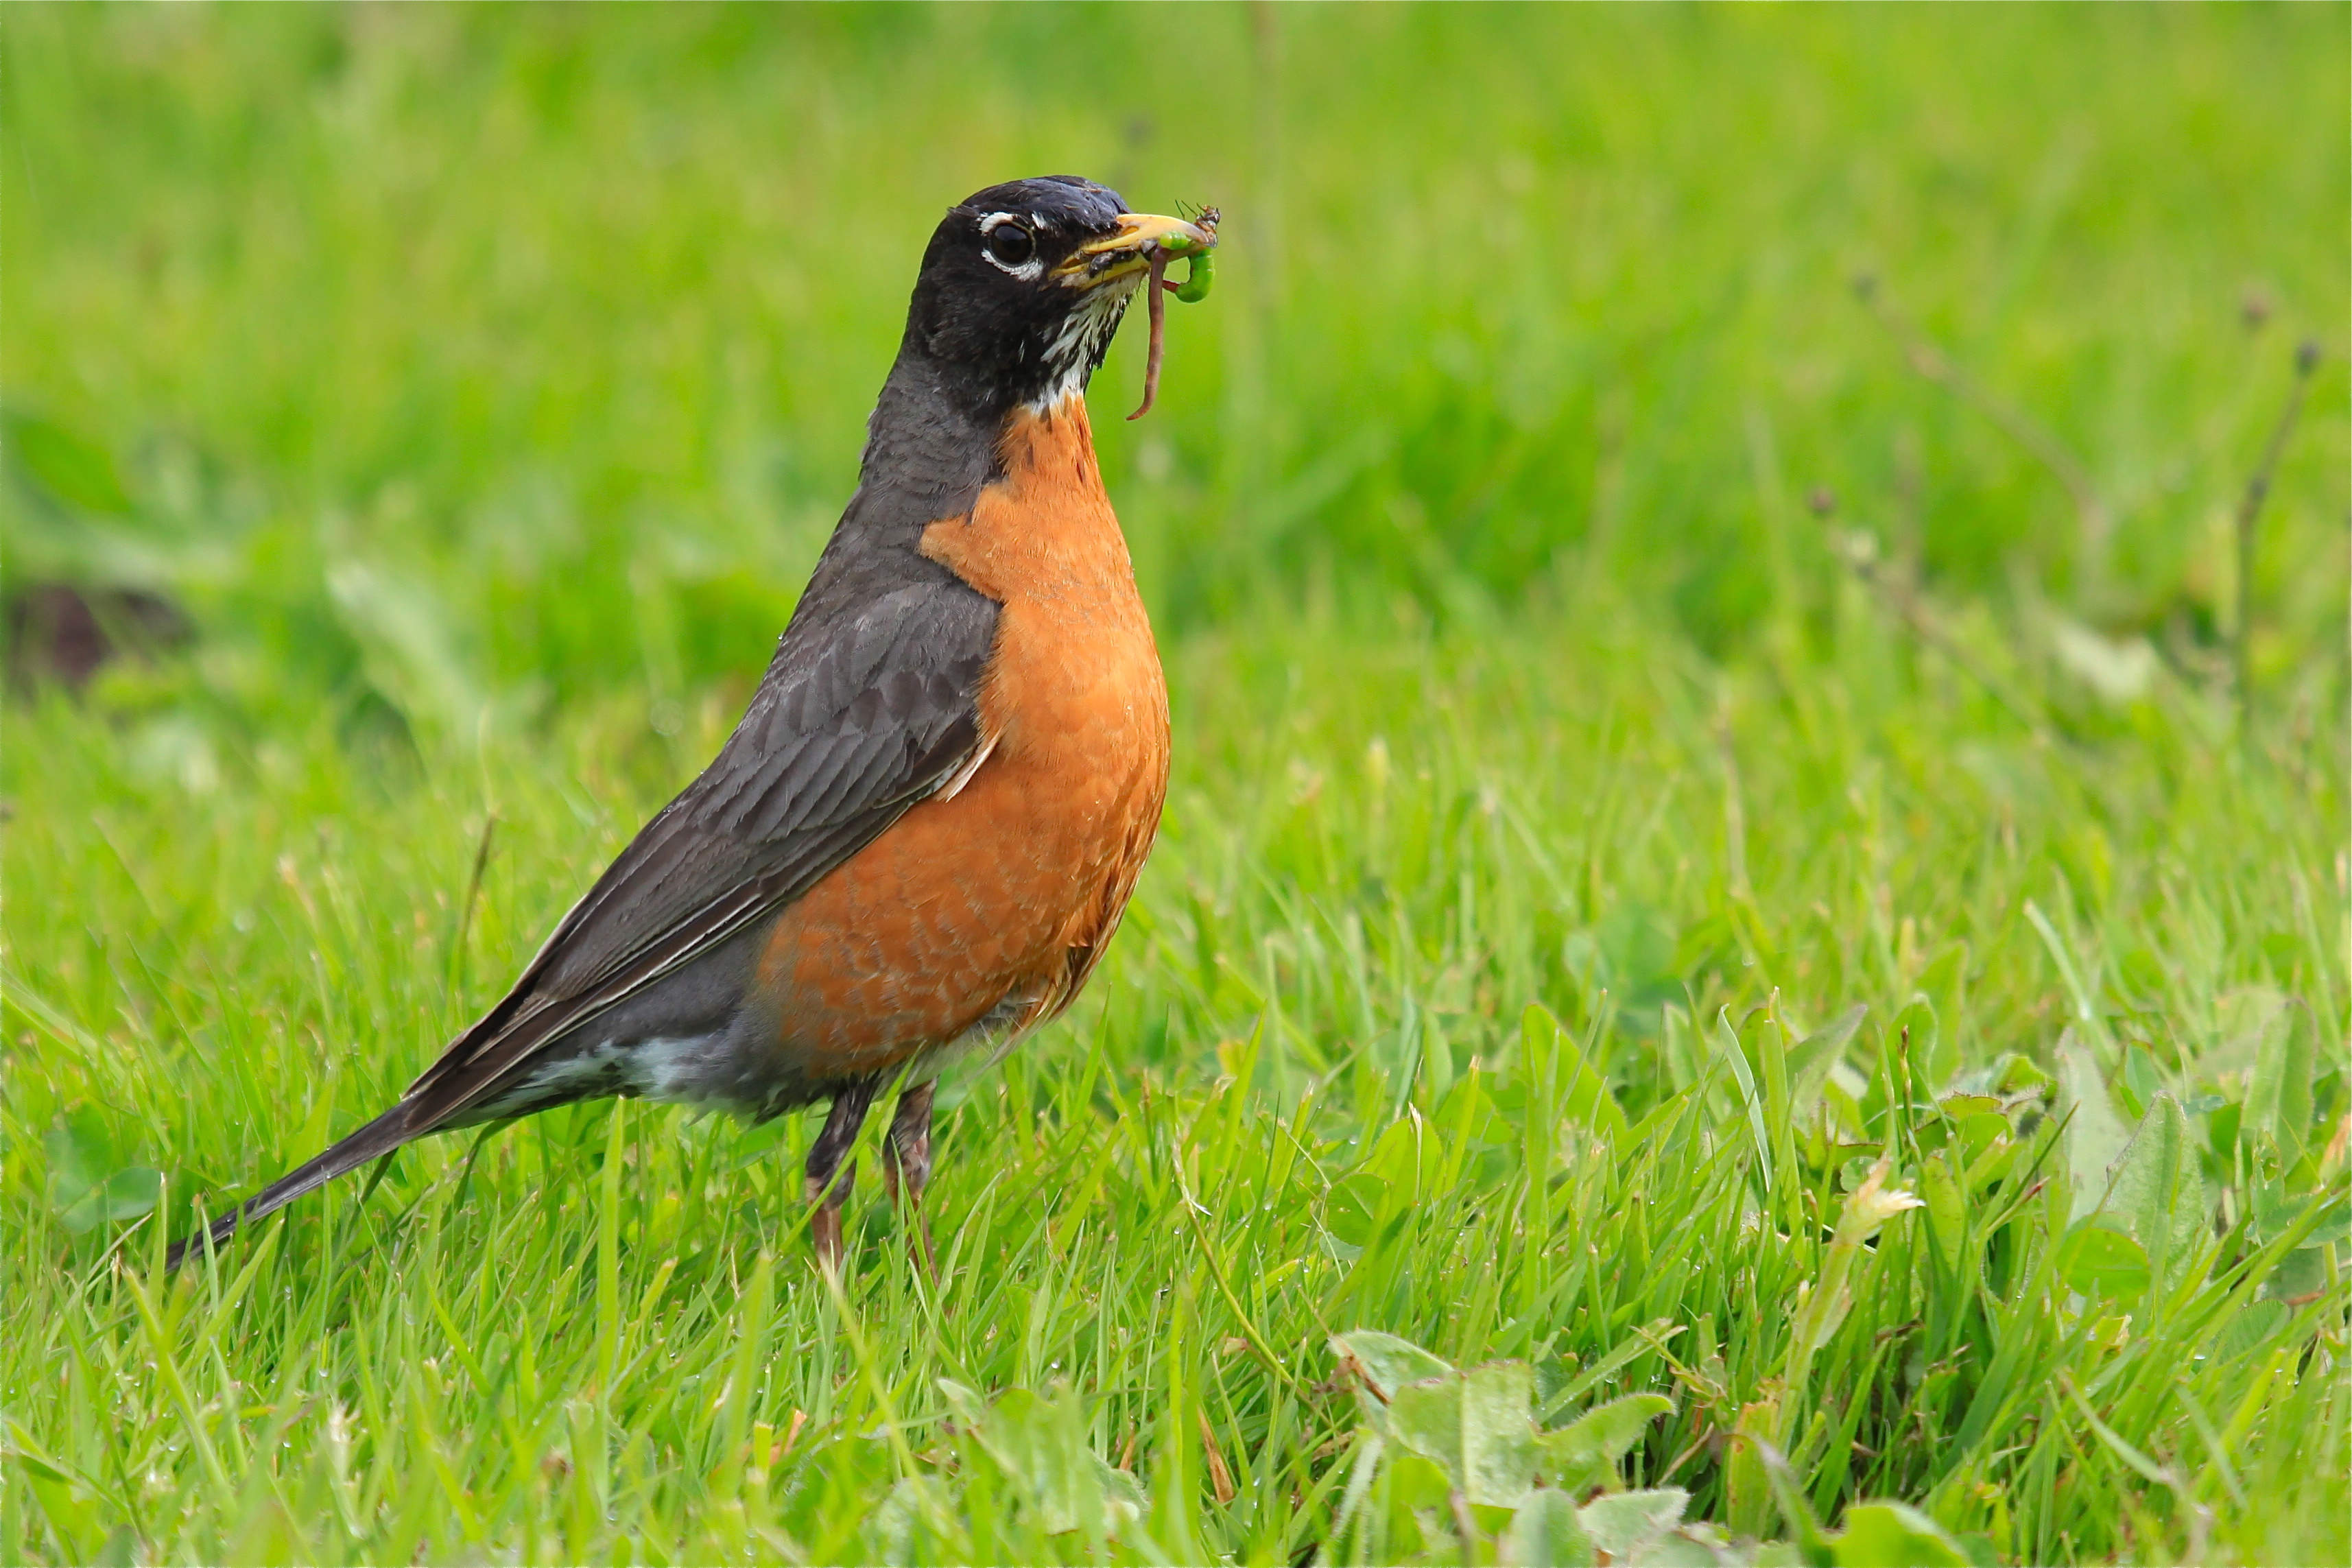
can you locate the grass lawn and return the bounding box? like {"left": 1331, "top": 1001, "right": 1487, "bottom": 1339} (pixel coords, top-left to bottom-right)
{"left": 5, "top": 5, "right": 2347, "bottom": 1564}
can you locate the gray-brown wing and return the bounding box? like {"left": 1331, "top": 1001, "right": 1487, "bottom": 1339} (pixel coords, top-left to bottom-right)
{"left": 401, "top": 575, "right": 999, "bottom": 1123}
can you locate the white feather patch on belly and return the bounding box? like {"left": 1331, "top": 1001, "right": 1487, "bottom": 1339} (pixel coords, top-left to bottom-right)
{"left": 482, "top": 1033, "right": 730, "bottom": 1116}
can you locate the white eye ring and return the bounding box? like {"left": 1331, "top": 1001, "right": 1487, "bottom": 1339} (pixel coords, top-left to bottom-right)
{"left": 979, "top": 213, "right": 1044, "bottom": 281}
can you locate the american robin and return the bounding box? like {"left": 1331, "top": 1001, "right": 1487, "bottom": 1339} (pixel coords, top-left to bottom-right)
{"left": 168, "top": 176, "right": 1216, "bottom": 1274}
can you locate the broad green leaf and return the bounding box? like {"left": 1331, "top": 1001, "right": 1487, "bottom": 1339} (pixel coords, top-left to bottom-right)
{"left": 2244, "top": 998, "right": 2314, "bottom": 1166}
{"left": 1525, "top": 1004, "right": 1626, "bottom": 1138}
{"left": 1323, "top": 1172, "right": 1386, "bottom": 1249}
{"left": 1386, "top": 1450, "right": 1456, "bottom": 1556}
{"left": 2059, "top": 1224, "right": 2150, "bottom": 1300}
{"left": 1387, "top": 1449, "right": 1455, "bottom": 1512}
{"left": 1434, "top": 1073, "right": 1514, "bottom": 1148}
{"left": 2263, "top": 1244, "right": 2329, "bottom": 1305}
{"left": 869, "top": 1475, "right": 966, "bottom": 1567}
{"left": 938, "top": 1377, "right": 986, "bottom": 1427}
{"left": 1388, "top": 1362, "right": 1541, "bottom": 1507}
{"left": 43, "top": 1108, "right": 115, "bottom": 1213}
{"left": 56, "top": 1167, "right": 163, "bottom": 1235}
{"left": 1539, "top": 1320, "right": 1681, "bottom": 1422}
{"left": 1364, "top": 1116, "right": 1440, "bottom": 1201}
{"left": 2107, "top": 1093, "right": 2209, "bottom": 1290}
{"left": 1993, "top": 1054, "right": 2056, "bottom": 1097}
{"left": 2277, "top": 1192, "right": 2349, "bottom": 1250}
{"left": 1955, "top": 1052, "right": 2056, "bottom": 1100}
{"left": 1333, "top": 1330, "right": 1453, "bottom": 1401}
{"left": 2245, "top": 1180, "right": 2352, "bottom": 1250}
{"left": 1836, "top": 1154, "right": 1881, "bottom": 1193}
{"left": 2118, "top": 1045, "right": 2163, "bottom": 1121}
{"left": 2214, "top": 1298, "right": 2289, "bottom": 1361}
{"left": 1627, "top": 1527, "right": 1734, "bottom": 1565}
{"left": 1918, "top": 1149, "right": 1967, "bottom": 1267}
{"left": 1954, "top": 1112, "right": 2009, "bottom": 1172}
{"left": 4, "top": 410, "right": 135, "bottom": 514}
{"left": 1504, "top": 1487, "right": 1596, "bottom": 1568}
{"left": 937, "top": 1379, "right": 1140, "bottom": 1536}
{"left": 1888, "top": 995, "right": 1939, "bottom": 1091}
{"left": 1576, "top": 1488, "right": 1688, "bottom": 1558}
{"left": 1788, "top": 1003, "right": 1868, "bottom": 1117}
{"left": 44, "top": 1109, "right": 159, "bottom": 1235}
{"left": 1723, "top": 1395, "right": 1783, "bottom": 1540}
{"left": 971, "top": 1388, "right": 1082, "bottom": 1531}
{"left": 1087, "top": 1451, "right": 1146, "bottom": 1525}
{"left": 1540, "top": 1392, "right": 1672, "bottom": 1495}
{"left": 2057, "top": 1031, "right": 2130, "bottom": 1220}
{"left": 1831, "top": 1501, "right": 1969, "bottom": 1567}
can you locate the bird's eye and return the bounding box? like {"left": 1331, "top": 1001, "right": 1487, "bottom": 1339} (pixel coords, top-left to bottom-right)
{"left": 985, "top": 221, "right": 1036, "bottom": 267}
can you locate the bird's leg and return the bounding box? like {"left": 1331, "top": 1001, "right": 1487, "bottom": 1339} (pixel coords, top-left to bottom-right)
{"left": 805, "top": 1079, "right": 879, "bottom": 1274}
{"left": 879, "top": 1080, "right": 937, "bottom": 1279}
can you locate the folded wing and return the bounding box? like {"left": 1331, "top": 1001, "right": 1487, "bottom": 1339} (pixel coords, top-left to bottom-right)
{"left": 402, "top": 573, "right": 999, "bottom": 1127}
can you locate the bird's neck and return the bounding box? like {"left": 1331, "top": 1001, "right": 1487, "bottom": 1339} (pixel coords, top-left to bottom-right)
{"left": 849, "top": 351, "right": 1101, "bottom": 534}
{"left": 783, "top": 357, "right": 1108, "bottom": 651}
{"left": 855, "top": 352, "right": 1001, "bottom": 516}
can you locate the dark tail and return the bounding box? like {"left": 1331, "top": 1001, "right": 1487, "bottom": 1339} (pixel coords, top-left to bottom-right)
{"left": 165, "top": 1100, "right": 429, "bottom": 1270}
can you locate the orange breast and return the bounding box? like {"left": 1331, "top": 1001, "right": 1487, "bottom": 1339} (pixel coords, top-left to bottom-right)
{"left": 752, "top": 395, "right": 1169, "bottom": 1078}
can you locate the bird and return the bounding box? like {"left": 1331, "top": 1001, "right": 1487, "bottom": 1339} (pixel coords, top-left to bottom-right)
{"left": 167, "top": 176, "right": 1216, "bottom": 1274}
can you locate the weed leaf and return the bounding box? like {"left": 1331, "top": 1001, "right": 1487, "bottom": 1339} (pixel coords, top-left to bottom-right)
{"left": 1830, "top": 1501, "right": 1970, "bottom": 1567}
{"left": 2056, "top": 1030, "right": 2130, "bottom": 1220}
{"left": 1388, "top": 1362, "right": 1541, "bottom": 1507}
{"left": 1541, "top": 1392, "right": 1674, "bottom": 1495}
{"left": 2108, "top": 1093, "right": 2210, "bottom": 1291}
{"left": 1576, "top": 1488, "right": 1689, "bottom": 1558}
{"left": 1505, "top": 1486, "right": 1597, "bottom": 1567}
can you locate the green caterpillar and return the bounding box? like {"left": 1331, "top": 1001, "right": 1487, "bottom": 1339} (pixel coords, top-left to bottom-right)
{"left": 1173, "top": 250, "right": 1214, "bottom": 303}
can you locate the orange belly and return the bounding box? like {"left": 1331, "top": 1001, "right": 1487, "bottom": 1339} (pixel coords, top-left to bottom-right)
{"left": 752, "top": 394, "right": 1168, "bottom": 1077}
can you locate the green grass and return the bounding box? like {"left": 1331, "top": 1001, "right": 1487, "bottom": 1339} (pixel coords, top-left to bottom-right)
{"left": 4, "top": 5, "right": 2348, "bottom": 1565}
{"left": 9, "top": 609, "right": 2348, "bottom": 1564}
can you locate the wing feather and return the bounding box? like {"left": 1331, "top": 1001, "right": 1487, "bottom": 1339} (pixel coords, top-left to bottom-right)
{"left": 402, "top": 573, "right": 997, "bottom": 1120}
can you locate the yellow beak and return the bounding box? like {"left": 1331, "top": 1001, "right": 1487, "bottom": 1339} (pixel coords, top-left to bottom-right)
{"left": 1058, "top": 212, "right": 1218, "bottom": 287}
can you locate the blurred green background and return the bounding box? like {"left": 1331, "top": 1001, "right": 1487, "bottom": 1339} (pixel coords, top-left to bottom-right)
{"left": 8, "top": 10, "right": 2349, "bottom": 1563}
{"left": 7, "top": 2, "right": 2344, "bottom": 732}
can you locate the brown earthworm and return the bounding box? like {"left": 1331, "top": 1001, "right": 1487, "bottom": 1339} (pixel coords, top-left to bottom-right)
{"left": 1127, "top": 250, "right": 1172, "bottom": 421}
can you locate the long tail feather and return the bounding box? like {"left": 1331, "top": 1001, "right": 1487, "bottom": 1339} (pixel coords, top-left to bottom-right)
{"left": 164, "top": 1101, "right": 428, "bottom": 1270}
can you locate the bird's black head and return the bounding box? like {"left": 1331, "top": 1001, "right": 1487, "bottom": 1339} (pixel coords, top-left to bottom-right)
{"left": 897, "top": 176, "right": 1217, "bottom": 418}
